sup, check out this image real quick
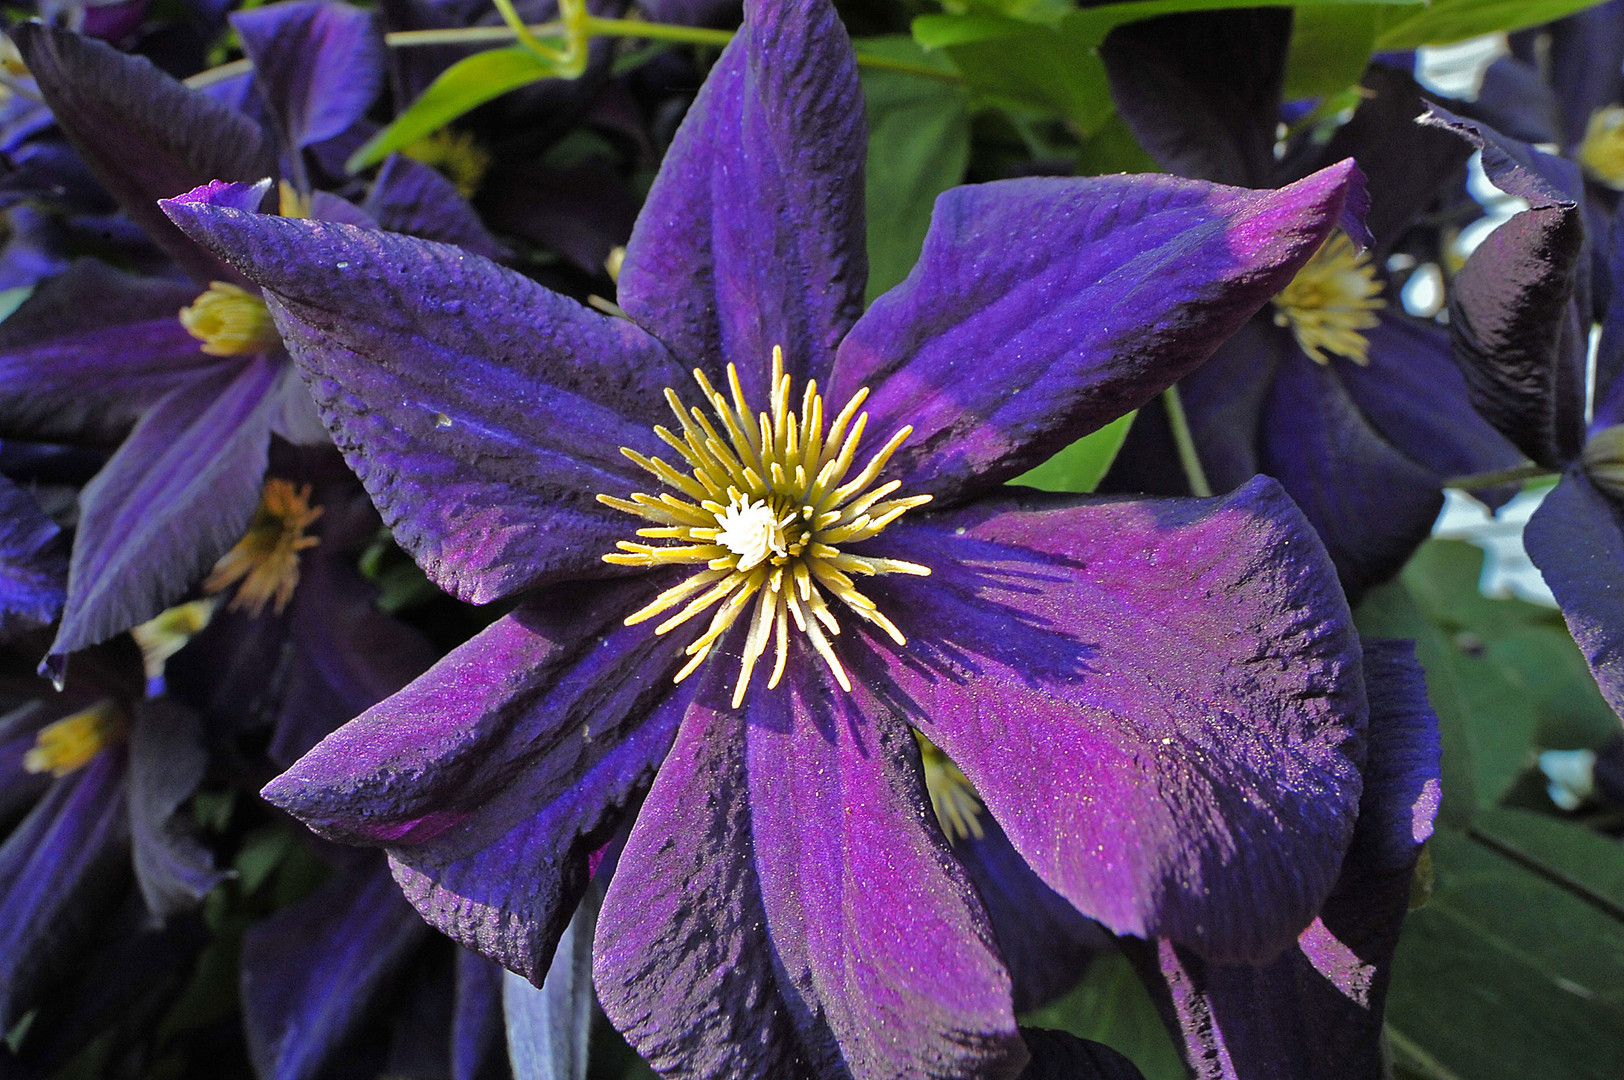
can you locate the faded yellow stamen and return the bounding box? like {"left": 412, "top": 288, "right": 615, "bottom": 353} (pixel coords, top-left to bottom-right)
{"left": 915, "top": 731, "right": 984, "bottom": 842}
{"left": 1271, "top": 231, "right": 1386, "bottom": 366}
{"left": 1584, "top": 424, "right": 1624, "bottom": 498}
{"left": 131, "top": 599, "right": 217, "bottom": 683}
{"left": 600, "top": 347, "right": 931, "bottom": 708}
{"left": 1580, "top": 106, "right": 1624, "bottom": 190}
{"left": 278, "top": 180, "right": 313, "bottom": 219}
{"left": 180, "top": 282, "right": 278, "bottom": 357}
{"left": 402, "top": 128, "right": 493, "bottom": 199}
{"left": 23, "top": 701, "right": 128, "bottom": 777}
{"left": 204, "top": 480, "right": 323, "bottom": 616}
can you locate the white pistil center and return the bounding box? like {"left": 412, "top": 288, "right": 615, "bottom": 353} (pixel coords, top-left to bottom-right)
{"left": 599, "top": 346, "right": 932, "bottom": 708}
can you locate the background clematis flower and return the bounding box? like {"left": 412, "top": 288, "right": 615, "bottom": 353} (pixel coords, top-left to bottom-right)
{"left": 164, "top": 0, "right": 1376, "bottom": 1074}
{"left": 1096, "top": 9, "right": 1524, "bottom": 599}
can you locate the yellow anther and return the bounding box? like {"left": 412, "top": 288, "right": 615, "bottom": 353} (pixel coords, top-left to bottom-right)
{"left": 1581, "top": 106, "right": 1624, "bottom": 190}
{"left": 1271, "top": 231, "right": 1386, "bottom": 366}
{"left": 277, "top": 180, "right": 313, "bottom": 219}
{"left": 402, "top": 127, "right": 493, "bottom": 199}
{"left": 599, "top": 345, "right": 931, "bottom": 707}
{"left": 179, "top": 281, "right": 279, "bottom": 357}
{"left": 131, "top": 599, "right": 217, "bottom": 683}
{"left": 23, "top": 701, "right": 127, "bottom": 777}
{"left": 204, "top": 479, "right": 323, "bottom": 616}
{"left": 914, "top": 731, "right": 984, "bottom": 842}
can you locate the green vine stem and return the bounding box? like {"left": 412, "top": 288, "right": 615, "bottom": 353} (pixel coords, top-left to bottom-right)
{"left": 1161, "top": 384, "right": 1212, "bottom": 498}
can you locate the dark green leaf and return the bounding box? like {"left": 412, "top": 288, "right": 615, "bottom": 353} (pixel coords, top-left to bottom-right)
{"left": 1470, "top": 806, "right": 1624, "bottom": 918}
{"left": 1285, "top": 5, "right": 1379, "bottom": 97}
{"left": 1020, "top": 951, "right": 1185, "bottom": 1080}
{"left": 1010, "top": 412, "right": 1134, "bottom": 494}
{"left": 1375, "top": 0, "right": 1614, "bottom": 50}
{"left": 347, "top": 47, "right": 563, "bottom": 173}
{"left": 859, "top": 36, "right": 970, "bottom": 302}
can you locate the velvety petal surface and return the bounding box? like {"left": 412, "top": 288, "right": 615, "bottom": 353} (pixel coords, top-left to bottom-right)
{"left": 833, "top": 163, "right": 1362, "bottom": 505}
{"left": 162, "top": 201, "right": 689, "bottom": 602}
{"left": 127, "top": 698, "right": 227, "bottom": 920}
{"left": 233, "top": 1, "right": 385, "bottom": 154}
{"left": 241, "top": 860, "right": 430, "bottom": 1080}
{"left": 852, "top": 478, "right": 1366, "bottom": 962}
{"left": 50, "top": 354, "right": 278, "bottom": 663}
{"left": 452, "top": 948, "right": 505, "bottom": 1080}
{"left": 0, "top": 260, "right": 221, "bottom": 445}
{"left": 1134, "top": 641, "right": 1439, "bottom": 1080}
{"left": 11, "top": 22, "right": 277, "bottom": 285}
{"left": 615, "top": 0, "right": 867, "bottom": 397}
{"left": 1179, "top": 317, "right": 1288, "bottom": 491}
{"left": 0, "top": 477, "right": 67, "bottom": 641}
{"left": 1099, "top": 8, "right": 1291, "bottom": 187}
{"left": 1525, "top": 471, "right": 1624, "bottom": 717}
{"left": 364, "top": 155, "right": 505, "bottom": 262}
{"left": 1015, "top": 1029, "right": 1146, "bottom": 1080}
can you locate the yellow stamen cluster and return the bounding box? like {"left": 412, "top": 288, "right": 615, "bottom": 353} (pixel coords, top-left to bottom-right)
{"left": 204, "top": 480, "right": 323, "bottom": 616}
{"left": 915, "top": 731, "right": 985, "bottom": 842}
{"left": 403, "top": 128, "right": 493, "bottom": 199}
{"left": 179, "top": 281, "right": 279, "bottom": 357}
{"left": 1580, "top": 106, "right": 1624, "bottom": 190}
{"left": 23, "top": 700, "right": 127, "bottom": 777}
{"left": 1271, "top": 232, "right": 1387, "bottom": 366}
{"left": 600, "top": 347, "right": 932, "bottom": 708}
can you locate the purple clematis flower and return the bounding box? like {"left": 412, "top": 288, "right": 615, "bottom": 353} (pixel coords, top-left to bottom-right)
{"left": 1097, "top": 10, "right": 1524, "bottom": 598}
{"left": 165, "top": 0, "right": 1376, "bottom": 1074}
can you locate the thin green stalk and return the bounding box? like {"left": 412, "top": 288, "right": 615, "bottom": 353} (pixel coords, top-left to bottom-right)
{"left": 1162, "top": 384, "right": 1212, "bottom": 498}
{"left": 1442, "top": 463, "right": 1560, "bottom": 491}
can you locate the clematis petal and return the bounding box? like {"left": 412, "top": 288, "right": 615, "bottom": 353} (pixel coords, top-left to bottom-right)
{"left": 128, "top": 699, "right": 227, "bottom": 921}
{"left": 1257, "top": 344, "right": 1452, "bottom": 598}
{"left": 232, "top": 0, "right": 385, "bottom": 154}
{"left": 1179, "top": 318, "right": 1290, "bottom": 492}
{"left": 1524, "top": 472, "right": 1624, "bottom": 717}
{"left": 452, "top": 948, "right": 506, "bottom": 1080}
{"left": 0, "top": 260, "right": 223, "bottom": 445}
{"left": 595, "top": 673, "right": 817, "bottom": 1080}
{"left": 49, "top": 354, "right": 279, "bottom": 665}
{"left": 1016, "top": 1029, "right": 1147, "bottom": 1080}
{"left": 833, "top": 162, "right": 1362, "bottom": 505}
{"left": 240, "top": 861, "right": 430, "bottom": 1080}
{"left": 745, "top": 668, "right": 1026, "bottom": 1080}
{"left": 1099, "top": 7, "right": 1292, "bottom": 187}
{"left": 853, "top": 477, "right": 1366, "bottom": 963}
{"left": 1421, "top": 106, "right": 1588, "bottom": 468}
{"left": 364, "top": 155, "right": 505, "bottom": 262}
{"left": 0, "top": 477, "right": 67, "bottom": 642}
{"left": 11, "top": 22, "right": 277, "bottom": 285}
{"left": 0, "top": 749, "right": 129, "bottom": 1029}
{"left": 615, "top": 0, "right": 867, "bottom": 396}
{"left": 162, "top": 201, "right": 688, "bottom": 602}
{"left": 1133, "top": 641, "right": 1439, "bottom": 1080}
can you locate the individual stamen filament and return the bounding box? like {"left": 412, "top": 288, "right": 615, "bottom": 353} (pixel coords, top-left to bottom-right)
{"left": 599, "top": 346, "right": 931, "bottom": 707}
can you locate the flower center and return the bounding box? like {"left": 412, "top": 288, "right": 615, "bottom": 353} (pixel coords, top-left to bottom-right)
{"left": 1581, "top": 106, "right": 1624, "bottom": 190}
{"left": 204, "top": 479, "right": 323, "bottom": 616}
{"left": 1271, "top": 231, "right": 1386, "bottom": 366}
{"left": 916, "top": 731, "right": 984, "bottom": 843}
{"left": 403, "top": 128, "right": 493, "bottom": 199}
{"left": 179, "top": 281, "right": 279, "bottom": 357}
{"left": 23, "top": 700, "right": 127, "bottom": 777}
{"left": 599, "top": 346, "right": 932, "bottom": 708}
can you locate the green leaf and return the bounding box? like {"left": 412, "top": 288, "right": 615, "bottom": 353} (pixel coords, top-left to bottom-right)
{"left": 1021, "top": 951, "right": 1186, "bottom": 1080}
{"left": 0, "top": 286, "right": 32, "bottom": 324}
{"left": 1010, "top": 413, "right": 1135, "bottom": 494}
{"left": 1470, "top": 806, "right": 1624, "bottom": 917}
{"left": 1385, "top": 830, "right": 1624, "bottom": 1080}
{"left": 347, "top": 47, "right": 563, "bottom": 173}
{"left": 1374, "top": 0, "right": 1613, "bottom": 49}
{"left": 1284, "top": 5, "right": 1379, "bottom": 98}
{"left": 858, "top": 36, "right": 970, "bottom": 302}
{"left": 1486, "top": 626, "right": 1622, "bottom": 751}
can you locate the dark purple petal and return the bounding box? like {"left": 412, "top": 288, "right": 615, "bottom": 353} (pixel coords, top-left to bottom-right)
{"left": 0, "top": 749, "right": 129, "bottom": 1029}
{"left": 0, "top": 477, "right": 67, "bottom": 641}
{"left": 834, "top": 162, "right": 1363, "bottom": 505}
{"left": 232, "top": 1, "right": 385, "bottom": 154}
{"left": 854, "top": 477, "right": 1366, "bottom": 962}
{"left": 10, "top": 22, "right": 277, "bottom": 284}
{"left": 241, "top": 861, "right": 430, "bottom": 1080}
{"left": 169, "top": 177, "right": 274, "bottom": 213}
{"left": 452, "top": 948, "right": 505, "bottom": 1080}
{"left": 0, "top": 260, "right": 219, "bottom": 445}
{"left": 0, "top": 703, "right": 55, "bottom": 819}
{"left": 478, "top": 158, "right": 638, "bottom": 274}
{"left": 1132, "top": 641, "right": 1439, "bottom": 1080}
{"left": 1525, "top": 472, "right": 1624, "bottom": 717}
{"left": 364, "top": 155, "right": 505, "bottom": 262}
{"left": 127, "top": 699, "right": 227, "bottom": 920}
{"left": 744, "top": 669, "right": 1026, "bottom": 1080}
{"left": 616, "top": 0, "right": 867, "bottom": 397}
{"left": 1472, "top": 57, "right": 1564, "bottom": 147}
{"left": 50, "top": 354, "right": 278, "bottom": 660}
{"left": 161, "top": 203, "right": 689, "bottom": 602}
{"left": 1422, "top": 106, "right": 1588, "bottom": 467}
{"left": 1543, "top": 0, "right": 1624, "bottom": 148}
{"left": 1180, "top": 318, "right": 1289, "bottom": 491}
{"left": 1257, "top": 345, "right": 1449, "bottom": 598}
{"left": 1016, "top": 1029, "right": 1146, "bottom": 1080}
{"left": 1099, "top": 8, "right": 1291, "bottom": 187}
{"left": 595, "top": 673, "right": 817, "bottom": 1080}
